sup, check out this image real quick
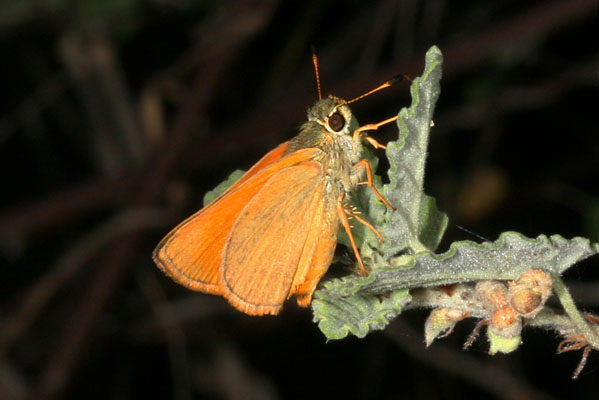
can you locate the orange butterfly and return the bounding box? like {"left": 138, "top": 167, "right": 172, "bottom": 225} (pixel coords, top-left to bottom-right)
{"left": 153, "top": 55, "right": 403, "bottom": 315}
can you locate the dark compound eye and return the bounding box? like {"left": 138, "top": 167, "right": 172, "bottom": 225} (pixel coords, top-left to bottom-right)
{"left": 328, "top": 112, "right": 345, "bottom": 132}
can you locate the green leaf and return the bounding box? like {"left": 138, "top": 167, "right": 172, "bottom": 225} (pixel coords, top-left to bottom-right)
{"left": 314, "top": 232, "right": 598, "bottom": 340}
{"left": 202, "top": 169, "right": 245, "bottom": 206}
{"left": 312, "top": 46, "right": 446, "bottom": 339}
{"left": 418, "top": 195, "right": 449, "bottom": 251}
{"left": 312, "top": 285, "right": 411, "bottom": 340}
{"left": 381, "top": 45, "right": 447, "bottom": 255}
{"left": 358, "top": 233, "right": 599, "bottom": 294}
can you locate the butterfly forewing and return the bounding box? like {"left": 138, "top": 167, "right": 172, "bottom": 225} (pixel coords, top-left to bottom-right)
{"left": 153, "top": 196, "right": 244, "bottom": 294}
{"left": 222, "top": 160, "right": 327, "bottom": 315}
{"left": 153, "top": 146, "right": 323, "bottom": 298}
{"left": 219, "top": 142, "right": 290, "bottom": 195}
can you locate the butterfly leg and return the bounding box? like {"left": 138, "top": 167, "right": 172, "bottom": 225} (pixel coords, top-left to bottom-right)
{"left": 352, "top": 159, "right": 395, "bottom": 210}
{"left": 352, "top": 115, "right": 398, "bottom": 150}
{"left": 336, "top": 192, "right": 368, "bottom": 276}
{"left": 344, "top": 207, "right": 384, "bottom": 244}
{"left": 363, "top": 135, "right": 386, "bottom": 150}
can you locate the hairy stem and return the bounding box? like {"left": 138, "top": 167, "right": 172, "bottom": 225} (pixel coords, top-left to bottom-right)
{"left": 551, "top": 273, "right": 599, "bottom": 348}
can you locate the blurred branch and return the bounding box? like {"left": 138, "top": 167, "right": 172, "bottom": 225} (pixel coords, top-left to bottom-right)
{"left": 59, "top": 31, "right": 147, "bottom": 173}
{"left": 0, "top": 208, "right": 171, "bottom": 357}
{"left": 441, "top": 0, "right": 598, "bottom": 75}
{"left": 136, "top": 270, "right": 192, "bottom": 400}
{"left": 178, "top": 0, "right": 599, "bottom": 177}
{"left": 0, "top": 360, "right": 28, "bottom": 400}
{"left": 29, "top": 3, "right": 276, "bottom": 399}
{"left": 0, "top": 172, "right": 138, "bottom": 239}
{"left": 3, "top": 0, "right": 595, "bottom": 241}
{"left": 436, "top": 60, "right": 599, "bottom": 134}
{"left": 0, "top": 73, "right": 68, "bottom": 144}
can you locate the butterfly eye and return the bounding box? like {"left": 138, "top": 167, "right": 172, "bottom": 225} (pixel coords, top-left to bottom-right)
{"left": 327, "top": 112, "right": 345, "bottom": 132}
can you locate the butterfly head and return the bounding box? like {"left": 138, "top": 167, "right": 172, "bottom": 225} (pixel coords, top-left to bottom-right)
{"left": 307, "top": 95, "right": 358, "bottom": 139}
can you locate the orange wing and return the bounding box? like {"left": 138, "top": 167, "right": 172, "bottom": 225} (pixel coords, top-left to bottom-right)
{"left": 221, "top": 160, "right": 332, "bottom": 315}
{"left": 213, "top": 141, "right": 290, "bottom": 198}
{"left": 152, "top": 144, "right": 320, "bottom": 295}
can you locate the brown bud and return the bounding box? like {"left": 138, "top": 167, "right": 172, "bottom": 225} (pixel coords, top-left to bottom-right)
{"left": 490, "top": 306, "right": 521, "bottom": 338}
{"left": 508, "top": 269, "right": 552, "bottom": 318}
{"left": 491, "top": 306, "right": 517, "bottom": 329}
{"left": 516, "top": 268, "right": 552, "bottom": 290}
{"left": 510, "top": 287, "right": 542, "bottom": 316}
{"left": 475, "top": 280, "right": 508, "bottom": 310}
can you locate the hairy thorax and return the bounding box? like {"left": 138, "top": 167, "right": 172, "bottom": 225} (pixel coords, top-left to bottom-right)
{"left": 287, "top": 95, "right": 364, "bottom": 202}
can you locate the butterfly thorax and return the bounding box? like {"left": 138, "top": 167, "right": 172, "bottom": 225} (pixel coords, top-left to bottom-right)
{"left": 287, "top": 95, "right": 363, "bottom": 197}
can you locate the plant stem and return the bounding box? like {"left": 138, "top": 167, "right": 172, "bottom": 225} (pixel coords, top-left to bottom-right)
{"left": 551, "top": 273, "right": 599, "bottom": 348}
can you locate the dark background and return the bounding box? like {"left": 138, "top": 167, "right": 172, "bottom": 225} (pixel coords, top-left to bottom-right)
{"left": 1, "top": 1, "right": 597, "bottom": 399}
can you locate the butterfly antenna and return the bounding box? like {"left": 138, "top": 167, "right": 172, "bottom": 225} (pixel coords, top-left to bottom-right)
{"left": 344, "top": 73, "right": 412, "bottom": 105}
{"left": 311, "top": 46, "right": 322, "bottom": 100}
